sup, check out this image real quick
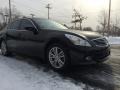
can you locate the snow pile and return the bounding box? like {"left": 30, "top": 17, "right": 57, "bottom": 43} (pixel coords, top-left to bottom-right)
{"left": 0, "top": 55, "right": 83, "bottom": 90}
{"left": 107, "top": 37, "right": 120, "bottom": 45}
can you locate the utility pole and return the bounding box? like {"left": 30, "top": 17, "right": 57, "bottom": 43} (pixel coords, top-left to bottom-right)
{"left": 30, "top": 14, "right": 35, "bottom": 18}
{"left": 108, "top": 0, "right": 111, "bottom": 36}
{"left": 9, "top": 0, "right": 12, "bottom": 23}
{"left": 46, "top": 4, "right": 52, "bottom": 19}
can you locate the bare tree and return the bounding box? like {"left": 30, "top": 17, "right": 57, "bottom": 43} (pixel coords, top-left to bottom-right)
{"left": 0, "top": 8, "right": 6, "bottom": 23}
{"left": 0, "top": 8, "right": 8, "bottom": 30}
{"left": 97, "top": 11, "right": 120, "bottom": 36}
{"left": 72, "top": 9, "right": 87, "bottom": 30}
{"left": 11, "top": 6, "right": 22, "bottom": 21}
{"left": 0, "top": 6, "right": 22, "bottom": 30}
{"left": 111, "top": 16, "right": 120, "bottom": 36}
{"left": 114, "top": 16, "right": 120, "bottom": 36}
{"left": 98, "top": 10, "right": 108, "bottom": 36}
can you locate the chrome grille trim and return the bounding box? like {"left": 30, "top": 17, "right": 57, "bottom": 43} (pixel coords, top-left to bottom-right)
{"left": 91, "top": 37, "right": 109, "bottom": 47}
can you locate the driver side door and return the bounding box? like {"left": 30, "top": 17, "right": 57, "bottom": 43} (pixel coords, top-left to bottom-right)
{"left": 18, "top": 19, "right": 43, "bottom": 57}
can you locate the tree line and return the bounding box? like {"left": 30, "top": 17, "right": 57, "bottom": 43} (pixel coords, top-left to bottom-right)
{"left": 97, "top": 10, "right": 120, "bottom": 36}
{"left": 0, "top": 7, "right": 120, "bottom": 36}
{"left": 0, "top": 7, "right": 21, "bottom": 30}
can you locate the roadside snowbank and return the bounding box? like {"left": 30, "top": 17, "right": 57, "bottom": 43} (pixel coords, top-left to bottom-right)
{"left": 0, "top": 55, "right": 83, "bottom": 90}
{"left": 107, "top": 37, "right": 120, "bottom": 45}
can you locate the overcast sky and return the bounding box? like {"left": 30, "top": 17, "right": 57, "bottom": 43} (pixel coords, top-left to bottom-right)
{"left": 0, "top": 0, "right": 120, "bottom": 30}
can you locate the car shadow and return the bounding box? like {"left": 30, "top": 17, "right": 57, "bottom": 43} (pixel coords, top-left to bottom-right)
{"left": 6, "top": 54, "right": 116, "bottom": 90}
{"left": 58, "top": 64, "right": 116, "bottom": 90}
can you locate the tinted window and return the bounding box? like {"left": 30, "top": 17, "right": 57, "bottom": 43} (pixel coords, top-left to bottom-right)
{"left": 34, "top": 18, "right": 68, "bottom": 30}
{"left": 7, "top": 20, "right": 20, "bottom": 30}
{"left": 20, "top": 19, "right": 34, "bottom": 30}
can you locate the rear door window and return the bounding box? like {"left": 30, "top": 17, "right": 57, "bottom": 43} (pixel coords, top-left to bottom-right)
{"left": 7, "top": 20, "right": 21, "bottom": 30}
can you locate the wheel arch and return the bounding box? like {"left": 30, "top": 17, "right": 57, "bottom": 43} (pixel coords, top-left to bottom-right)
{"left": 45, "top": 38, "right": 69, "bottom": 51}
{"left": 0, "top": 38, "right": 5, "bottom": 48}
{"left": 44, "top": 38, "right": 70, "bottom": 61}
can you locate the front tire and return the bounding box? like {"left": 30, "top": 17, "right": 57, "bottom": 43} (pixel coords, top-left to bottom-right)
{"left": 46, "top": 44, "right": 69, "bottom": 71}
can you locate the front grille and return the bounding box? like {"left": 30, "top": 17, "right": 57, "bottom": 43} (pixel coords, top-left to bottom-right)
{"left": 92, "top": 38, "right": 108, "bottom": 47}
{"left": 93, "top": 47, "right": 110, "bottom": 59}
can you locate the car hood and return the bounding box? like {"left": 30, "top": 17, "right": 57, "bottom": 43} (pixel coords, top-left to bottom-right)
{"left": 64, "top": 29, "right": 103, "bottom": 40}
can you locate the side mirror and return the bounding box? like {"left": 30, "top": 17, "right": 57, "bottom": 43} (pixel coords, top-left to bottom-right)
{"left": 25, "top": 27, "right": 38, "bottom": 34}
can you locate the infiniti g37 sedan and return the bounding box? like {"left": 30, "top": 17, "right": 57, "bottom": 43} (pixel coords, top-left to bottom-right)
{"left": 0, "top": 18, "right": 110, "bottom": 70}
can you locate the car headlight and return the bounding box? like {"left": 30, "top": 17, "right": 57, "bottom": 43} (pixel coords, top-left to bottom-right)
{"left": 65, "top": 34, "right": 91, "bottom": 47}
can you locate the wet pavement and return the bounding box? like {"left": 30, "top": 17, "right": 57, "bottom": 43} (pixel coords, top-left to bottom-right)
{"left": 58, "top": 45, "right": 120, "bottom": 90}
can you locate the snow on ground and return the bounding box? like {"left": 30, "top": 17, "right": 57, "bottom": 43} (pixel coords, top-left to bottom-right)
{"left": 0, "top": 55, "right": 84, "bottom": 90}
{"left": 107, "top": 37, "right": 120, "bottom": 45}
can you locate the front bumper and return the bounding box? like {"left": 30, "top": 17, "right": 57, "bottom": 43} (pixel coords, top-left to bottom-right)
{"left": 69, "top": 45, "right": 111, "bottom": 65}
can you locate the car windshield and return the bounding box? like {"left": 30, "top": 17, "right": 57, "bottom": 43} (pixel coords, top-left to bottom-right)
{"left": 34, "top": 18, "right": 68, "bottom": 30}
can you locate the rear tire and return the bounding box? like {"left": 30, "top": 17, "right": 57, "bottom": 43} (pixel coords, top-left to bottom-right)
{"left": 1, "top": 41, "right": 11, "bottom": 56}
{"left": 46, "top": 44, "right": 70, "bottom": 71}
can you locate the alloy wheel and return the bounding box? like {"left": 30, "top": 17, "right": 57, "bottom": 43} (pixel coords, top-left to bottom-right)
{"left": 48, "top": 47, "right": 65, "bottom": 69}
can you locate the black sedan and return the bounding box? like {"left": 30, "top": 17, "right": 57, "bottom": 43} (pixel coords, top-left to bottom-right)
{"left": 0, "top": 18, "right": 110, "bottom": 70}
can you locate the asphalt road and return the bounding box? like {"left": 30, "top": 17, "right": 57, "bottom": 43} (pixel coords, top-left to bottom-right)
{"left": 0, "top": 45, "right": 120, "bottom": 90}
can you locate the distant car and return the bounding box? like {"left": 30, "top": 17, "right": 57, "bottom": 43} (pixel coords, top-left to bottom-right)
{"left": 0, "top": 18, "right": 110, "bottom": 70}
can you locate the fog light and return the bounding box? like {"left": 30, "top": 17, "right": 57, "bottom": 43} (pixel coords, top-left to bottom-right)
{"left": 85, "top": 56, "right": 92, "bottom": 61}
